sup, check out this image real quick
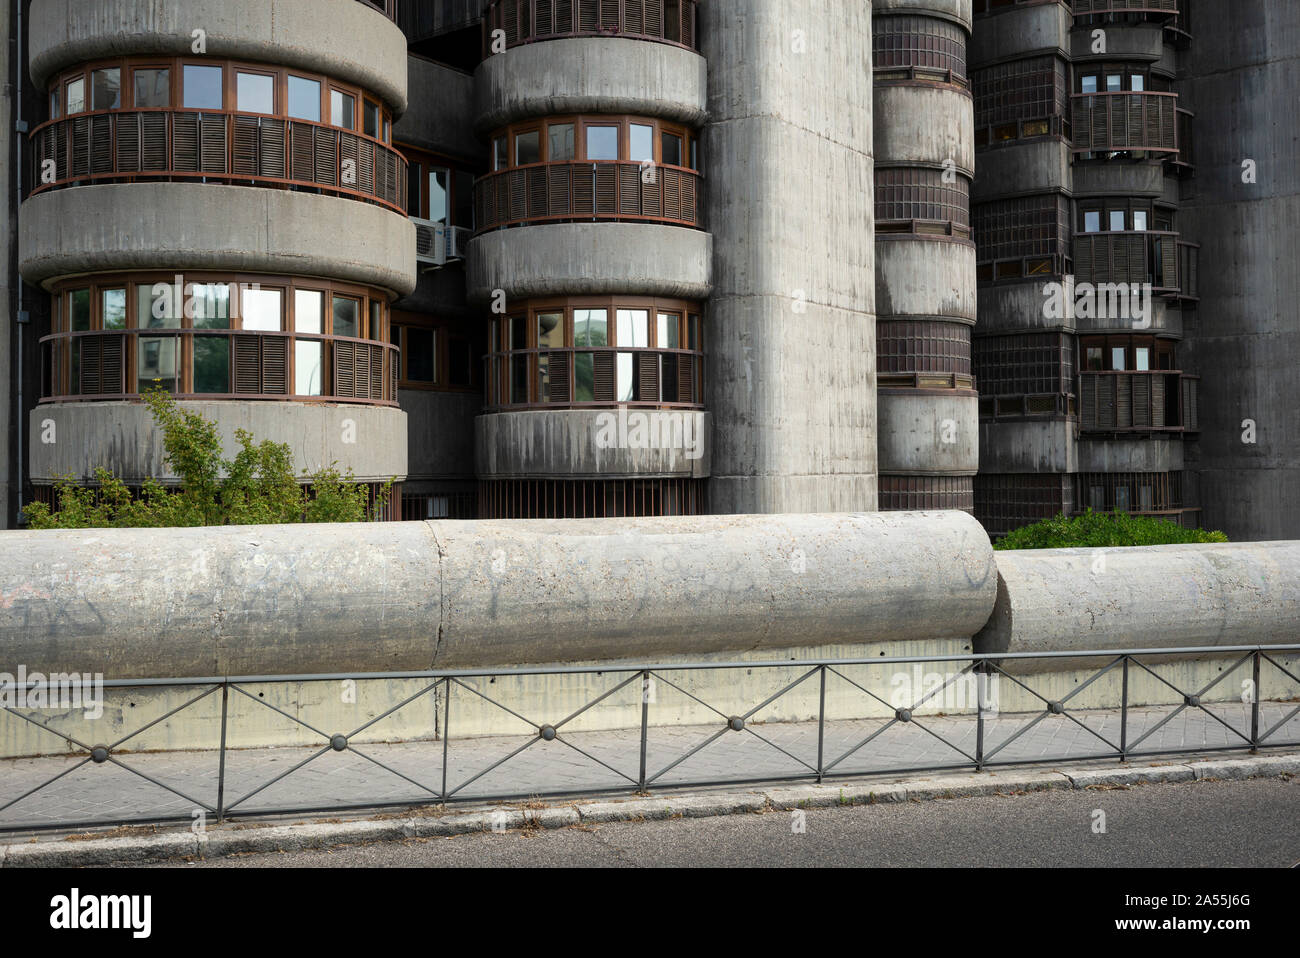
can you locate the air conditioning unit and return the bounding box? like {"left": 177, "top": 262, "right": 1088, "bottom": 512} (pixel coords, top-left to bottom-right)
{"left": 446, "top": 226, "right": 471, "bottom": 262}
{"left": 413, "top": 218, "right": 448, "bottom": 268}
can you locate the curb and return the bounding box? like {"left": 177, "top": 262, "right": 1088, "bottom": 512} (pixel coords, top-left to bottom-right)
{"left": 3, "top": 751, "right": 1296, "bottom": 867}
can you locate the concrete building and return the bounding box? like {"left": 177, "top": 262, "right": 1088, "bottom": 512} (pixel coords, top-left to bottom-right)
{"left": 1, "top": 0, "right": 1295, "bottom": 536}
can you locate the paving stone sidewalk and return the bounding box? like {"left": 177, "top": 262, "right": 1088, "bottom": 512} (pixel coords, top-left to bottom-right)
{"left": 1, "top": 701, "right": 1296, "bottom": 832}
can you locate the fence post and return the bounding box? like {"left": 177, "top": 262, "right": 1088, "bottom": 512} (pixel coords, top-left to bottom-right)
{"left": 1250, "top": 651, "right": 1261, "bottom": 752}
{"left": 1119, "top": 655, "right": 1129, "bottom": 762}
{"left": 817, "top": 665, "right": 827, "bottom": 783}
{"left": 639, "top": 670, "right": 650, "bottom": 791}
{"left": 216, "top": 680, "right": 230, "bottom": 823}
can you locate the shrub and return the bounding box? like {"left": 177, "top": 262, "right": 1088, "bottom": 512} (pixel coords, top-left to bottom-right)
{"left": 995, "top": 509, "right": 1229, "bottom": 550}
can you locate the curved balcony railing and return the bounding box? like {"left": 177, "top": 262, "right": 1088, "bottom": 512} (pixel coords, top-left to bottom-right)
{"left": 1072, "top": 0, "right": 1177, "bottom": 16}
{"left": 1079, "top": 370, "right": 1198, "bottom": 434}
{"left": 1071, "top": 91, "right": 1179, "bottom": 155}
{"left": 1073, "top": 230, "right": 1180, "bottom": 293}
{"left": 486, "top": 345, "right": 704, "bottom": 411}
{"left": 40, "top": 329, "right": 399, "bottom": 405}
{"left": 30, "top": 109, "right": 408, "bottom": 215}
{"left": 485, "top": 0, "right": 699, "bottom": 53}
{"left": 355, "top": 0, "right": 398, "bottom": 19}
{"left": 474, "top": 161, "right": 702, "bottom": 233}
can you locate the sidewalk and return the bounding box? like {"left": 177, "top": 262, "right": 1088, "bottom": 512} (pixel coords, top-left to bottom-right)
{"left": 2, "top": 700, "right": 1295, "bottom": 833}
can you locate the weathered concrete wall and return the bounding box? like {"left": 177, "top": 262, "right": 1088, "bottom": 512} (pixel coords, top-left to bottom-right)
{"left": 976, "top": 541, "right": 1300, "bottom": 670}
{"left": 402, "top": 389, "right": 480, "bottom": 484}
{"left": 474, "top": 37, "right": 708, "bottom": 133}
{"left": 874, "top": 240, "right": 977, "bottom": 323}
{"left": 1, "top": 0, "right": 13, "bottom": 529}
{"left": 878, "top": 391, "right": 978, "bottom": 476}
{"left": 0, "top": 511, "right": 998, "bottom": 677}
{"left": 466, "top": 223, "right": 712, "bottom": 303}
{"left": 704, "top": 0, "right": 877, "bottom": 514}
{"left": 20, "top": 184, "right": 418, "bottom": 298}
{"left": 29, "top": 400, "right": 409, "bottom": 484}
{"left": 394, "top": 54, "right": 479, "bottom": 163}
{"left": 476, "top": 410, "right": 711, "bottom": 479}
{"left": 978, "top": 420, "right": 1077, "bottom": 474}
{"left": 969, "top": 3, "right": 1068, "bottom": 64}
{"left": 971, "top": 142, "right": 1071, "bottom": 201}
{"left": 29, "top": 0, "right": 409, "bottom": 113}
{"left": 1180, "top": 0, "right": 1300, "bottom": 541}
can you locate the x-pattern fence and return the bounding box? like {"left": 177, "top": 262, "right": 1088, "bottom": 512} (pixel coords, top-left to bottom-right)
{"left": 1, "top": 646, "right": 1297, "bottom": 833}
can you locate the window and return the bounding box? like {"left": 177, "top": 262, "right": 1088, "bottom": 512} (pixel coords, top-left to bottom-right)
{"left": 515, "top": 130, "right": 540, "bottom": 165}
{"left": 1133, "top": 210, "right": 1148, "bottom": 232}
{"left": 295, "top": 340, "right": 323, "bottom": 395}
{"left": 182, "top": 65, "right": 223, "bottom": 109}
{"left": 194, "top": 338, "right": 230, "bottom": 393}
{"left": 429, "top": 168, "right": 450, "bottom": 224}
{"left": 537, "top": 312, "right": 564, "bottom": 348}
{"left": 493, "top": 136, "right": 508, "bottom": 171}
{"left": 1110, "top": 210, "right": 1126, "bottom": 231}
{"left": 133, "top": 68, "right": 170, "bottom": 108}
{"left": 586, "top": 126, "right": 618, "bottom": 161}
{"left": 191, "top": 284, "right": 231, "bottom": 328}
{"left": 287, "top": 75, "right": 321, "bottom": 121}
{"left": 332, "top": 296, "right": 359, "bottom": 338}
{"left": 574, "top": 353, "right": 595, "bottom": 403}
{"left": 573, "top": 309, "right": 608, "bottom": 346}
{"left": 1086, "top": 346, "right": 1104, "bottom": 371}
{"left": 294, "top": 290, "right": 323, "bottom": 333}
{"left": 629, "top": 124, "right": 654, "bottom": 163}
{"left": 548, "top": 123, "right": 575, "bottom": 162}
{"left": 1106, "top": 74, "right": 1122, "bottom": 92}
{"left": 1084, "top": 211, "right": 1101, "bottom": 233}
{"left": 330, "top": 89, "right": 356, "bottom": 130}
{"left": 237, "top": 72, "right": 275, "bottom": 114}
{"left": 369, "top": 301, "right": 383, "bottom": 341}
{"left": 658, "top": 312, "right": 681, "bottom": 349}
{"left": 66, "top": 77, "right": 85, "bottom": 114}
{"left": 616, "top": 309, "right": 649, "bottom": 347}
{"left": 1130, "top": 75, "right": 1145, "bottom": 92}
{"left": 1111, "top": 347, "right": 1127, "bottom": 371}
{"left": 102, "top": 289, "right": 127, "bottom": 330}
{"left": 1081, "top": 75, "right": 1098, "bottom": 95}
{"left": 69, "top": 289, "right": 91, "bottom": 331}
{"left": 617, "top": 353, "right": 636, "bottom": 401}
{"left": 1135, "top": 347, "right": 1150, "bottom": 371}
{"left": 49, "top": 90, "right": 59, "bottom": 119}
{"left": 454, "top": 169, "right": 474, "bottom": 228}
{"left": 364, "top": 100, "right": 381, "bottom": 139}
{"left": 138, "top": 337, "right": 179, "bottom": 394}
{"left": 661, "top": 133, "right": 683, "bottom": 167}
{"left": 405, "top": 327, "right": 436, "bottom": 383}
{"left": 242, "top": 289, "right": 283, "bottom": 331}
{"left": 137, "top": 284, "right": 181, "bottom": 330}
{"left": 92, "top": 68, "right": 121, "bottom": 110}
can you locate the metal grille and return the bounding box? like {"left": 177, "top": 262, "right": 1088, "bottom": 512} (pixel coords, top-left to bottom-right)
{"left": 974, "top": 194, "right": 1072, "bottom": 271}
{"left": 873, "top": 14, "right": 968, "bottom": 84}
{"left": 485, "top": 0, "right": 699, "bottom": 51}
{"left": 878, "top": 476, "right": 975, "bottom": 513}
{"left": 1075, "top": 471, "right": 1184, "bottom": 517}
{"left": 973, "top": 332, "right": 1076, "bottom": 403}
{"left": 479, "top": 478, "right": 707, "bottom": 519}
{"left": 975, "top": 473, "right": 1075, "bottom": 537}
{"left": 877, "top": 321, "right": 972, "bottom": 376}
{"left": 875, "top": 167, "right": 970, "bottom": 237}
{"left": 973, "top": 55, "right": 1070, "bottom": 130}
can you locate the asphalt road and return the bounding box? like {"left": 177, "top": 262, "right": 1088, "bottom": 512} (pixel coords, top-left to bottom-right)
{"left": 156, "top": 775, "right": 1300, "bottom": 868}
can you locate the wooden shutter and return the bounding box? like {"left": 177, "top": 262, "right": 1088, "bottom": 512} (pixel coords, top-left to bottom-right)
{"left": 527, "top": 166, "right": 548, "bottom": 217}
{"left": 260, "top": 118, "right": 286, "bottom": 179}
{"left": 314, "top": 127, "right": 337, "bottom": 186}
{"left": 593, "top": 351, "right": 614, "bottom": 402}
{"left": 70, "top": 116, "right": 90, "bottom": 177}
{"left": 547, "top": 352, "right": 570, "bottom": 403}
{"left": 579, "top": 0, "right": 599, "bottom": 32}
{"left": 548, "top": 165, "right": 572, "bottom": 216}
{"left": 289, "top": 122, "right": 314, "bottom": 182}
{"left": 141, "top": 112, "right": 168, "bottom": 171}
{"left": 619, "top": 164, "right": 641, "bottom": 216}
{"left": 637, "top": 352, "right": 659, "bottom": 401}
{"left": 369, "top": 344, "right": 384, "bottom": 399}
{"left": 262, "top": 338, "right": 288, "bottom": 394}
{"left": 90, "top": 115, "right": 113, "bottom": 174}
{"left": 199, "top": 114, "right": 227, "bottom": 173}
{"left": 232, "top": 115, "right": 259, "bottom": 176}
{"left": 594, "top": 165, "right": 617, "bottom": 215}
{"left": 677, "top": 354, "right": 694, "bottom": 403}
{"left": 116, "top": 113, "right": 140, "bottom": 172}
{"left": 335, "top": 341, "right": 356, "bottom": 397}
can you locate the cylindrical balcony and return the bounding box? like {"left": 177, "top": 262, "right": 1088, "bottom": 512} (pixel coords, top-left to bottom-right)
{"left": 1071, "top": 91, "right": 1179, "bottom": 155}
{"left": 1078, "top": 370, "right": 1199, "bottom": 434}
{"left": 484, "top": 0, "right": 699, "bottom": 52}
{"left": 1073, "top": 229, "right": 1181, "bottom": 293}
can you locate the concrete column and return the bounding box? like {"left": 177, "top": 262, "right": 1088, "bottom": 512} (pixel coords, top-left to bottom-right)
{"left": 1181, "top": 0, "right": 1300, "bottom": 540}
{"left": 702, "top": 0, "right": 877, "bottom": 514}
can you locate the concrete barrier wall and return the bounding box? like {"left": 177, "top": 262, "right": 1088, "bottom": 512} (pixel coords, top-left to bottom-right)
{"left": 975, "top": 541, "right": 1300, "bottom": 671}
{"left": 0, "top": 512, "right": 998, "bottom": 678}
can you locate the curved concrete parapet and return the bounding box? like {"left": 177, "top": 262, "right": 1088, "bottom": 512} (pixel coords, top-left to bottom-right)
{"left": 878, "top": 391, "right": 979, "bottom": 476}
{"left": 29, "top": 0, "right": 409, "bottom": 114}
{"left": 476, "top": 410, "right": 711, "bottom": 479}
{"left": 976, "top": 542, "right": 1300, "bottom": 672}
{"left": 0, "top": 512, "right": 998, "bottom": 676}
{"left": 474, "top": 37, "right": 708, "bottom": 134}
{"left": 29, "top": 401, "right": 408, "bottom": 485}
{"left": 873, "top": 85, "right": 974, "bottom": 175}
{"left": 874, "top": 0, "right": 972, "bottom": 30}
{"left": 969, "top": 1, "right": 1070, "bottom": 65}
{"left": 875, "top": 239, "right": 977, "bottom": 322}
{"left": 467, "top": 223, "right": 713, "bottom": 302}
{"left": 19, "top": 184, "right": 417, "bottom": 297}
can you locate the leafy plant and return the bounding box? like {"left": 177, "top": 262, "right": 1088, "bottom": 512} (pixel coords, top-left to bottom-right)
{"left": 995, "top": 509, "right": 1228, "bottom": 550}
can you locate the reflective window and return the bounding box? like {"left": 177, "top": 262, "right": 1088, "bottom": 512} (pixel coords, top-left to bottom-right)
{"left": 295, "top": 341, "right": 323, "bottom": 395}
{"left": 616, "top": 309, "right": 649, "bottom": 348}
{"left": 102, "top": 289, "right": 127, "bottom": 330}
{"left": 242, "top": 289, "right": 283, "bottom": 331}
{"left": 429, "top": 168, "right": 450, "bottom": 224}
{"left": 548, "top": 123, "right": 575, "bottom": 162}
{"left": 331, "top": 89, "right": 356, "bottom": 130}
{"left": 92, "top": 68, "right": 121, "bottom": 110}
{"left": 237, "top": 72, "right": 275, "bottom": 114}
{"left": 194, "top": 339, "right": 230, "bottom": 393}
{"left": 537, "top": 312, "right": 564, "bottom": 348}
{"left": 574, "top": 352, "right": 595, "bottom": 402}
{"left": 1080, "top": 75, "right": 1098, "bottom": 95}
{"left": 1084, "top": 211, "right": 1101, "bottom": 233}
{"left": 586, "top": 126, "right": 618, "bottom": 161}
{"left": 1111, "top": 347, "right": 1127, "bottom": 370}
{"left": 1132, "top": 210, "right": 1148, "bottom": 232}
{"left": 287, "top": 75, "right": 321, "bottom": 122}
{"left": 66, "top": 77, "right": 86, "bottom": 114}
{"left": 294, "top": 290, "right": 323, "bottom": 333}
{"left": 617, "top": 353, "right": 636, "bottom": 401}
{"left": 370, "top": 301, "right": 383, "bottom": 341}
{"left": 332, "top": 296, "right": 359, "bottom": 338}
{"left": 1130, "top": 75, "right": 1145, "bottom": 92}
{"left": 1135, "top": 347, "right": 1150, "bottom": 371}
{"left": 406, "top": 327, "right": 436, "bottom": 383}
{"left": 69, "top": 289, "right": 91, "bottom": 331}
{"left": 658, "top": 312, "right": 680, "bottom": 349}
{"left": 133, "top": 69, "right": 170, "bottom": 108}
{"left": 49, "top": 90, "right": 60, "bottom": 119}
{"left": 1109, "top": 210, "right": 1126, "bottom": 232}
{"left": 191, "top": 284, "right": 231, "bottom": 329}
{"left": 629, "top": 124, "right": 654, "bottom": 163}
{"left": 493, "top": 136, "right": 508, "bottom": 171}
{"left": 573, "top": 309, "right": 608, "bottom": 346}
{"left": 1106, "top": 74, "right": 1122, "bottom": 92}
{"left": 137, "top": 284, "right": 182, "bottom": 329}
{"left": 137, "top": 337, "right": 179, "bottom": 393}
{"left": 182, "top": 65, "right": 223, "bottom": 109}
{"left": 661, "top": 132, "right": 683, "bottom": 167}
{"left": 364, "top": 100, "right": 381, "bottom": 138}
{"left": 515, "top": 130, "right": 540, "bottom": 166}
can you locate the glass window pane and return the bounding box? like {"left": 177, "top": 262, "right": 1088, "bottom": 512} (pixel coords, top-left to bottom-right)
{"left": 511, "top": 315, "right": 529, "bottom": 350}
{"left": 1106, "top": 74, "right": 1122, "bottom": 92}
{"left": 661, "top": 132, "right": 683, "bottom": 167}
{"left": 133, "top": 69, "right": 170, "bottom": 108}
{"left": 617, "top": 353, "right": 636, "bottom": 401}
{"left": 574, "top": 352, "right": 595, "bottom": 402}
{"left": 138, "top": 337, "right": 179, "bottom": 393}
{"left": 330, "top": 90, "right": 355, "bottom": 130}
{"left": 370, "top": 301, "right": 383, "bottom": 341}
{"left": 1114, "top": 486, "right": 1131, "bottom": 512}
{"left": 516, "top": 130, "right": 540, "bottom": 166}
{"left": 629, "top": 124, "right": 654, "bottom": 163}
{"left": 406, "top": 327, "right": 435, "bottom": 383}
{"left": 66, "top": 78, "right": 85, "bottom": 114}
{"left": 1130, "top": 75, "right": 1145, "bottom": 92}
{"left": 1081, "top": 75, "right": 1098, "bottom": 94}
{"left": 1111, "top": 347, "right": 1127, "bottom": 371}
{"left": 295, "top": 341, "right": 323, "bottom": 395}
{"left": 237, "top": 72, "right": 274, "bottom": 114}
{"left": 688, "top": 315, "right": 699, "bottom": 350}
{"left": 92, "top": 69, "right": 121, "bottom": 110}
{"left": 242, "top": 289, "right": 283, "bottom": 331}
{"left": 1109, "top": 210, "right": 1126, "bottom": 231}
{"left": 493, "top": 136, "right": 508, "bottom": 171}
{"left": 548, "top": 123, "right": 575, "bottom": 162}
{"left": 191, "top": 283, "right": 231, "bottom": 329}
{"left": 537, "top": 312, "right": 564, "bottom": 348}
{"left": 1084, "top": 211, "right": 1101, "bottom": 233}
{"left": 1086, "top": 346, "right": 1103, "bottom": 370}
{"left": 70, "top": 289, "right": 91, "bottom": 331}
{"left": 295, "top": 290, "right": 323, "bottom": 333}
{"left": 50, "top": 89, "right": 60, "bottom": 119}
{"left": 1135, "top": 347, "right": 1151, "bottom": 371}
{"left": 364, "top": 101, "right": 381, "bottom": 138}
{"left": 332, "top": 296, "right": 359, "bottom": 338}
{"left": 287, "top": 75, "right": 321, "bottom": 121}
{"left": 102, "top": 289, "right": 127, "bottom": 330}
{"left": 182, "top": 65, "right": 223, "bottom": 110}
{"left": 573, "top": 309, "right": 608, "bottom": 347}
{"left": 1132, "top": 210, "right": 1148, "bottom": 232}
{"left": 586, "top": 126, "right": 618, "bottom": 161}
{"left": 137, "top": 284, "right": 181, "bottom": 329}
{"left": 429, "top": 168, "right": 450, "bottom": 224}
{"left": 617, "top": 309, "right": 649, "bottom": 347}
{"left": 193, "top": 338, "right": 230, "bottom": 393}
{"left": 657, "top": 312, "right": 680, "bottom": 349}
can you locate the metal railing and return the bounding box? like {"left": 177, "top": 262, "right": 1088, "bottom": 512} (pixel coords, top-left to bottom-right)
{"left": 1, "top": 645, "right": 1296, "bottom": 834}
{"left": 30, "top": 109, "right": 409, "bottom": 215}
{"left": 1072, "top": 0, "right": 1177, "bottom": 14}
{"left": 474, "top": 161, "right": 703, "bottom": 232}
{"left": 485, "top": 344, "right": 705, "bottom": 410}
{"left": 485, "top": 0, "right": 700, "bottom": 53}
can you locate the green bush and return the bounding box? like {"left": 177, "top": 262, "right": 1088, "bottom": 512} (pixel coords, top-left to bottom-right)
{"left": 23, "top": 387, "right": 393, "bottom": 529}
{"left": 995, "top": 509, "right": 1228, "bottom": 550}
